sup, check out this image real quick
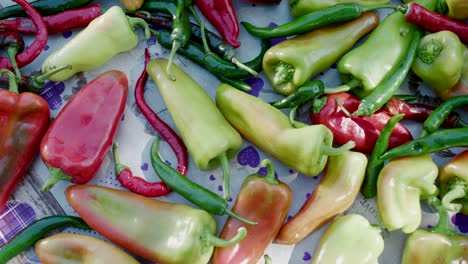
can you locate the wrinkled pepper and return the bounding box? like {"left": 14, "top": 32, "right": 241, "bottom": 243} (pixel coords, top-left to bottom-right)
{"left": 401, "top": 197, "right": 468, "bottom": 264}
{"left": 40, "top": 70, "right": 128, "bottom": 192}
{"left": 438, "top": 150, "right": 468, "bottom": 214}
{"left": 216, "top": 83, "right": 355, "bottom": 177}
{"left": 66, "top": 185, "right": 247, "bottom": 264}
{"left": 0, "top": 69, "right": 50, "bottom": 209}
{"left": 310, "top": 214, "right": 384, "bottom": 264}
{"left": 275, "top": 151, "right": 367, "bottom": 244}
{"left": 289, "top": 0, "right": 390, "bottom": 17}
{"left": 337, "top": 0, "right": 436, "bottom": 99}
{"left": 412, "top": 31, "right": 466, "bottom": 101}
{"left": 41, "top": 6, "right": 150, "bottom": 82}
{"left": 263, "top": 12, "right": 379, "bottom": 95}
{"left": 35, "top": 233, "right": 140, "bottom": 264}
{"left": 147, "top": 59, "right": 242, "bottom": 200}
{"left": 377, "top": 154, "right": 439, "bottom": 234}
{"left": 212, "top": 160, "right": 293, "bottom": 264}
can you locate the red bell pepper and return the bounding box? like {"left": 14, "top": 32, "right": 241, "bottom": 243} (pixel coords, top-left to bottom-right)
{"left": 310, "top": 92, "right": 413, "bottom": 154}
{"left": 40, "top": 70, "right": 128, "bottom": 192}
{"left": 0, "top": 69, "right": 50, "bottom": 209}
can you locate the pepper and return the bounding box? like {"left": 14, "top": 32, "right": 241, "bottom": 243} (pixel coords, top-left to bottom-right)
{"left": 309, "top": 214, "right": 384, "bottom": 264}
{"left": 0, "top": 31, "right": 24, "bottom": 81}
{"left": 441, "top": 0, "right": 468, "bottom": 20}
{"left": 0, "top": 4, "right": 101, "bottom": 35}
{"left": 421, "top": 95, "right": 468, "bottom": 136}
{"left": 438, "top": 150, "right": 468, "bottom": 214}
{"left": 150, "top": 137, "right": 256, "bottom": 225}
{"left": 271, "top": 80, "right": 325, "bottom": 109}
{"left": 290, "top": 0, "right": 391, "bottom": 17}
{"left": 401, "top": 197, "right": 468, "bottom": 264}
{"left": 0, "top": 0, "right": 94, "bottom": 19}
{"left": 0, "top": 215, "right": 91, "bottom": 263}
{"left": 40, "top": 70, "right": 128, "bottom": 192}
{"left": 0, "top": 65, "right": 72, "bottom": 93}
{"left": 0, "top": 0, "right": 48, "bottom": 72}
{"left": 275, "top": 151, "right": 367, "bottom": 244}
{"left": 120, "top": 0, "right": 145, "bottom": 11}
{"left": 262, "top": 12, "right": 379, "bottom": 95}
{"left": 212, "top": 160, "right": 293, "bottom": 264}
{"left": 41, "top": 6, "right": 150, "bottom": 82}
{"left": 193, "top": 0, "right": 240, "bottom": 48}
{"left": 147, "top": 58, "right": 243, "bottom": 200}
{"left": 35, "top": 233, "right": 140, "bottom": 264}
{"left": 66, "top": 184, "right": 248, "bottom": 264}
{"left": 377, "top": 154, "right": 439, "bottom": 233}
{"left": 216, "top": 83, "right": 355, "bottom": 177}
{"left": 0, "top": 69, "right": 50, "bottom": 209}
{"left": 309, "top": 92, "right": 413, "bottom": 154}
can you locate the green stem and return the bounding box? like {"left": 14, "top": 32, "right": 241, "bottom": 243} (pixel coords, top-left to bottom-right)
{"left": 6, "top": 45, "right": 21, "bottom": 82}
{"left": 324, "top": 78, "right": 361, "bottom": 94}
{"left": 200, "top": 19, "right": 211, "bottom": 54}
{"left": 417, "top": 39, "right": 444, "bottom": 64}
{"left": 112, "top": 143, "right": 129, "bottom": 175}
{"left": 35, "top": 65, "right": 72, "bottom": 83}
{"left": 127, "top": 16, "right": 151, "bottom": 39}
{"left": 166, "top": 40, "right": 180, "bottom": 81}
{"left": 455, "top": 118, "right": 468, "bottom": 128}
{"left": 335, "top": 97, "right": 351, "bottom": 117}
{"left": 426, "top": 196, "right": 459, "bottom": 236}
{"left": 224, "top": 209, "right": 257, "bottom": 225}
{"left": 0, "top": 69, "right": 18, "bottom": 93}
{"left": 260, "top": 159, "right": 277, "bottom": 184}
{"left": 289, "top": 105, "right": 299, "bottom": 128}
{"left": 217, "top": 153, "right": 231, "bottom": 200}
{"left": 204, "top": 227, "right": 247, "bottom": 247}
{"left": 264, "top": 255, "right": 273, "bottom": 264}
{"left": 231, "top": 57, "right": 258, "bottom": 76}
{"left": 273, "top": 62, "right": 294, "bottom": 86}
{"left": 41, "top": 167, "right": 73, "bottom": 192}
{"left": 320, "top": 141, "right": 356, "bottom": 156}
{"left": 442, "top": 184, "right": 467, "bottom": 213}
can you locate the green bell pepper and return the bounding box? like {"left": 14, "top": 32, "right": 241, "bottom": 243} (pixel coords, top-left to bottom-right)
{"left": 310, "top": 214, "right": 384, "bottom": 264}
{"left": 401, "top": 197, "right": 468, "bottom": 264}
{"left": 377, "top": 154, "right": 439, "bottom": 234}
{"left": 412, "top": 31, "right": 465, "bottom": 101}
{"left": 215, "top": 83, "right": 355, "bottom": 177}
{"left": 147, "top": 58, "right": 243, "bottom": 200}
{"left": 65, "top": 185, "right": 247, "bottom": 264}
{"left": 289, "top": 0, "right": 390, "bottom": 18}
{"left": 439, "top": 150, "right": 468, "bottom": 214}
{"left": 41, "top": 6, "right": 150, "bottom": 82}
{"left": 262, "top": 12, "right": 379, "bottom": 96}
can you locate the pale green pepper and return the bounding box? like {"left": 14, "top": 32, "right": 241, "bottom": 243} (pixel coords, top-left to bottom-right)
{"left": 41, "top": 6, "right": 150, "bottom": 82}
{"left": 310, "top": 214, "right": 384, "bottom": 264}
{"left": 289, "top": 0, "right": 390, "bottom": 18}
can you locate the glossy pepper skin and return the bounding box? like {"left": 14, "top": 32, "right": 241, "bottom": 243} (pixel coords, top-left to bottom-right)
{"left": 216, "top": 83, "right": 354, "bottom": 177}
{"left": 263, "top": 12, "right": 379, "bottom": 95}
{"left": 377, "top": 154, "right": 439, "bottom": 234}
{"left": 412, "top": 31, "right": 465, "bottom": 101}
{"left": 439, "top": 150, "right": 468, "bottom": 214}
{"left": 40, "top": 70, "right": 128, "bottom": 192}
{"left": 310, "top": 92, "right": 413, "bottom": 154}
{"left": 66, "top": 185, "right": 247, "bottom": 264}
{"left": 0, "top": 69, "right": 50, "bottom": 209}
{"left": 35, "top": 233, "right": 140, "bottom": 264}
{"left": 212, "top": 160, "right": 293, "bottom": 264}
{"left": 41, "top": 6, "right": 150, "bottom": 82}
{"left": 275, "top": 151, "right": 367, "bottom": 244}
{"left": 289, "top": 0, "right": 390, "bottom": 17}
{"left": 147, "top": 59, "right": 242, "bottom": 199}
{"left": 310, "top": 214, "right": 384, "bottom": 264}
{"left": 120, "top": 0, "right": 145, "bottom": 11}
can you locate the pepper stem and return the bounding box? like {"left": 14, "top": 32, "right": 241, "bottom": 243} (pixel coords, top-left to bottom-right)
{"left": 260, "top": 159, "right": 278, "bottom": 184}
{"left": 289, "top": 105, "right": 299, "bottom": 128}
{"left": 320, "top": 141, "right": 356, "bottom": 156}
{"left": 264, "top": 255, "right": 273, "bottom": 264}
{"left": 127, "top": 16, "right": 151, "bottom": 39}
{"left": 204, "top": 227, "right": 247, "bottom": 247}
{"left": 0, "top": 69, "right": 18, "bottom": 93}
{"left": 166, "top": 41, "right": 180, "bottom": 81}
{"left": 335, "top": 97, "right": 352, "bottom": 117}
{"left": 417, "top": 39, "right": 444, "bottom": 64}
{"left": 324, "top": 78, "right": 361, "bottom": 94}
{"left": 41, "top": 167, "right": 73, "bottom": 192}
{"left": 35, "top": 65, "right": 72, "bottom": 83}
{"left": 441, "top": 179, "right": 468, "bottom": 213}
{"left": 425, "top": 196, "right": 459, "bottom": 236}
{"left": 231, "top": 57, "right": 258, "bottom": 76}
{"left": 6, "top": 46, "right": 21, "bottom": 82}
{"left": 273, "top": 62, "right": 294, "bottom": 86}
{"left": 112, "top": 143, "right": 129, "bottom": 176}
{"left": 224, "top": 209, "right": 257, "bottom": 225}
{"left": 217, "top": 153, "right": 231, "bottom": 200}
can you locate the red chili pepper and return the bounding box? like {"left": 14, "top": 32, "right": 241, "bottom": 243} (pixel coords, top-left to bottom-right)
{"left": 0, "top": 69, "right": 50, "bottom": 209}
{"left": 193, "top": 0, "right": 240, "bottom": 48}
{"left": 0, "top": 0, "right": 47, "bottom": 70}
{"left": 40, "top": 70, "right": 128, "bottom": 192}
{"left": 310, "top": 92, "right": 413, "bottom": 154}
{"left": 397, "top": 3, "right": 468, "bottom": 44}
{"left": 0, "top": 4, "right": 101, "bottom": 35}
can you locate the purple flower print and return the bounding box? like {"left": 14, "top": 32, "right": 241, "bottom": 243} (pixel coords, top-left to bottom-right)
{"left": 245, "top": 77, "right": 264, "bottom": 97}
{"left": 452, "top": 213, "right": 468, "bottom": 233}
{"left": 237, "top": 146, "right": 260, "bottom": 168}
{"left": 268, "top": 22, "right": 288, "bottom": 46}
{"left": 39, "top": 81, "right": 65, "bottom": 110}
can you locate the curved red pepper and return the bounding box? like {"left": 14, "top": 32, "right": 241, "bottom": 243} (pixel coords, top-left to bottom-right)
{"left": 194, "top": 0, "right": 240, "bottom": 48}
{"left": 40, "top": 70, "right": 128, "bottom": 192}
{"left": 310, "top": 92, "right": 413, "bottom": 154}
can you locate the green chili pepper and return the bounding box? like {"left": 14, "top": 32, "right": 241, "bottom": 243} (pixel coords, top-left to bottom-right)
{"left": 352, "top": 29, "right": 422, "bottom": 116}
{"left": 0, "top": 0, "right": 94, "bottom": 19}
{"left": 380, "top": 128, "right": 468, "bottom": 160}
{"left": 140, "top": 0, "right": 177, "bottom": 16}
{"left": 289, "top": 0, "right": 391, "bottom": 17}
{"left": 150, "top": 136, "right": 256, "bottom": 225}
{"left": 361, "top": 114, "right": 405, "bottom": 199}
{"left": 270, "top": 80, "right": 325, "bottom": 109}
{"left": 0, "top": 215, "right": 91, "bottom": 263}
{"left": 241, "top": 3, "right": 393, "bottom": 39}
{"left": 421, "top": 95, "right": 468, "bottom": 136}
